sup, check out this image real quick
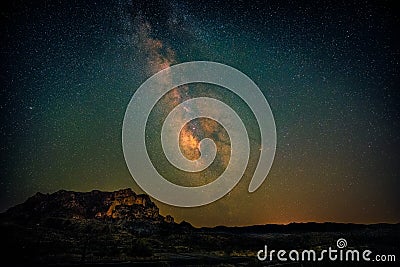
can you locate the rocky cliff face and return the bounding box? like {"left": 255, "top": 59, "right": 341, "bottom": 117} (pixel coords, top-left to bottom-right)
{"left": 0, "top": 188, "right": 195, "bottom": 265}
{"left": 3, "top": 188, "right": 172, "bottom": 223}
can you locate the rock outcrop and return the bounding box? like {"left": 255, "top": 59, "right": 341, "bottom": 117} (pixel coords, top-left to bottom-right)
{"left": 3, "top": 188, "right": 172, "bottom": 223}
{"left": 0, "top": 188, "right": 195, "bottom": 265}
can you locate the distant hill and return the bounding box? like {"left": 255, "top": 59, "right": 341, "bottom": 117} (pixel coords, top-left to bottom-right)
{"left": 205, "top": 221, "right": 400, "bottom": 233}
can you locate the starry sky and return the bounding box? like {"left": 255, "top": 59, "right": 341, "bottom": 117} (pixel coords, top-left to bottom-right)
{"left": 1, "top": 0, "right": 399, "bottom": 227}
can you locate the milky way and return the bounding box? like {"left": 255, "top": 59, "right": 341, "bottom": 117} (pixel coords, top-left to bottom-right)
{"left": 1, "top": 0, "right": 399, "bottom": 226}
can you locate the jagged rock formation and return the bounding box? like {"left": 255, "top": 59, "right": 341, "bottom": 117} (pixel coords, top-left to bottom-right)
{"left": 3, "top": 188, "right": 173, "bottom": 224}
{"left": 0, "top": 188, "right": 195, "bottom": 265}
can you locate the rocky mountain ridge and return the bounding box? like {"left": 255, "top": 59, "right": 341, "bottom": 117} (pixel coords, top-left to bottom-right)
{"left": 0, "top": 189, "right": 398, "bottom": 266}
{"left": 2, "top": 188, "right": 174, "bottom": 224}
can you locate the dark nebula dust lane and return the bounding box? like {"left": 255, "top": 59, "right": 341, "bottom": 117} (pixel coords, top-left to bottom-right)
{"left": 1, "top": 0, "right": 399, "bottom": 226}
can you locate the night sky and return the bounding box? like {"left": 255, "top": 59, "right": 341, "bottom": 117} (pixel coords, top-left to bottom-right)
{"left": 1, "top": 0, "right": 399, "bottom": 227}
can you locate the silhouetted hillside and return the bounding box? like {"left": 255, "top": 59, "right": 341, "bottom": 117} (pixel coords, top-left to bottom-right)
{"left": 1, "top": 189, "right": 398, "bottom": 266}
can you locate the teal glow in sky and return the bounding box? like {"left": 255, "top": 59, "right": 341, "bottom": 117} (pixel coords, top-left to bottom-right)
{"left": 1, "top": 0, "right": 399, "bottom": 226}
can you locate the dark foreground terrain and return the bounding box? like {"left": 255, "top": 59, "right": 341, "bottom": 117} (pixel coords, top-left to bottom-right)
{"left": 1, "top": 189, "right": 398, "bottom": 266}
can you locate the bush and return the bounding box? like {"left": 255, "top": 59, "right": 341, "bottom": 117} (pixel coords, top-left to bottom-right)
{"left": 125, "top": 238, "right": 153, "bottom": 257}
